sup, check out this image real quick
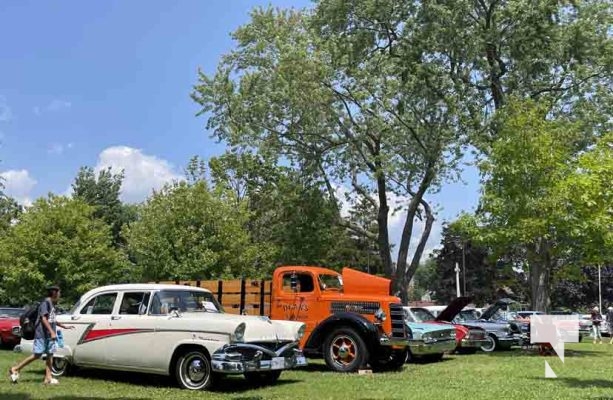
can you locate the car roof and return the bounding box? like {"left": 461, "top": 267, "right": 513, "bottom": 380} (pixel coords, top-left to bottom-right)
{"left": 84, "top": 284, "right": 212, "bottom": 297}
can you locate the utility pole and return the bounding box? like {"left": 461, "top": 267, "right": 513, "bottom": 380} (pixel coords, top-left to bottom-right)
{"left": 598, "top": 264, "right": 602, "bottom": 314}
{"left": 455, "top": 262, "right": 461, "bottom": 298}
{"left": 462, "top": 242, "right": 466, "bottom": 296}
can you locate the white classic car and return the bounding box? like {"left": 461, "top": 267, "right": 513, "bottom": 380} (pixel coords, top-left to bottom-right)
{"left": 19, "top": 284, "right": 307, "bottom": 390}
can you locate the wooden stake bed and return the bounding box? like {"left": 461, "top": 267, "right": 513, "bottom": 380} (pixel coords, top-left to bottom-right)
{"left": 156, "top": 279, "right": 273, "bottom": 316}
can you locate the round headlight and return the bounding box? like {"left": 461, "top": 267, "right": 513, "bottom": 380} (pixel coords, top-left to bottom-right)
{"left": 296, "top": 324, "right": 306, "bottom": 340}
{"left": 375, "top": 308, "right": 387, "bottom": 322}
{"left": 233, "top": 322, "right": 246, "bottom": 343}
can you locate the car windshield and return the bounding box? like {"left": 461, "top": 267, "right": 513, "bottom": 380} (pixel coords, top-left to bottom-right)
{"left": 319, "top": 274, "right": 343, "bottom": 291}
{"left": 407, "top": 308, "right": 436, "bottom": 323}
{"left": 151, "top": 290, "right": 222, "bottom": 314}
{"left": 457, "top": 310, "right": 480, "bottom": 321}
{"left": 0, "top": 308, "right": 22, "bottom": 318}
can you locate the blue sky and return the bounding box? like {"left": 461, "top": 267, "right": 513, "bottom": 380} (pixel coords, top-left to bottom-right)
{"left": 0, "top": 0, "right": 480, "bottom": 254}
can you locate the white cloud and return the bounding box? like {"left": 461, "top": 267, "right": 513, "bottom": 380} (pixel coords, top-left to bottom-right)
{"left": 92, "top": 146, "right": 182, "bottom": 203}
{"left": 48, "top": 142, "right": 75, "bottom": 155}
{"left": 34, "top": 99, "right": 71, "bottom": 116}
{"left": 0, "top": 169, "right": 37, "bottom": 206}
{"left": 0, "top": 96, "right": 12, "bottom": 122}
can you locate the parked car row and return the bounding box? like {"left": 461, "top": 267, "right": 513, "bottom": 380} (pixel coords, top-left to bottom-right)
{"left": 7, "top": 266, "right": 610, "bottom": 391}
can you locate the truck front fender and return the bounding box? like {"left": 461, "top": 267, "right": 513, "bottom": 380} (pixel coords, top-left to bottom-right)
{"left": 304, "top": 312, "right": 380, "bottom": 354}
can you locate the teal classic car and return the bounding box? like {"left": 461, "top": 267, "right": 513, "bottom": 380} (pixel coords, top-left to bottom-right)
{"left": 403, "top": 309, "right": 456, "bottom": 362}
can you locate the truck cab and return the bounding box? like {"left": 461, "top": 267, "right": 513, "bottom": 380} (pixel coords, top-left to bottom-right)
{"left": 269, "top": 266, "right": 408, "bottom": 372}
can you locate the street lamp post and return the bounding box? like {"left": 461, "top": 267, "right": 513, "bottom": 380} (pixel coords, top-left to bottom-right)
{"left": 455, "top": 262, "right": 461, "bottom": 298}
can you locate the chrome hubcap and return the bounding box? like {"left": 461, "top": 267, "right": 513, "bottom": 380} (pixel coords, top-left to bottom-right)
{"left": 182, "top": 354, "right": 209, "bottom": 387}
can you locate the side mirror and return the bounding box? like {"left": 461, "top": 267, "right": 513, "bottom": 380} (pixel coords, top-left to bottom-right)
{"left": 290, "top": 273, "right": 298, "bottom": 293}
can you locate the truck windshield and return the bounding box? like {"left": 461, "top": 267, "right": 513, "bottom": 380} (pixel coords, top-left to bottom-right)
{"left": 150, "top": 290, "right": 223, "bottom": 314}
{"left": 319, "top": 274, "right": 343, "bottom": 291}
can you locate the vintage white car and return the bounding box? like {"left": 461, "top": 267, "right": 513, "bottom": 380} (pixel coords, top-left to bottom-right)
{"left": 19, "top": 284, "right": 307, "bottom": 390}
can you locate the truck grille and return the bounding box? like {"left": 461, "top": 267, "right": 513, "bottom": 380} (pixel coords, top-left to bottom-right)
{"left": 389, "top": 303, "right": 406, "bottom": 339}
{"left": 330, "top": 301, "right": 380, "bottom": 315}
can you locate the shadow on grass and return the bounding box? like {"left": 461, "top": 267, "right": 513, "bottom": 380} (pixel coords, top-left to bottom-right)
{"left": 3, "top": 396, "right": 148, "bottom": 400}
{"left": 484, "top": 348, "right": 606, "bottom": 358}
{"left": 210, "top": 376, "right": 301, "bottom": 394}
{"left": 530, "top": 377, "right": 613, "bottom": 389}
{"left": 25, "top": 368, "right": 302, "bottom": 394}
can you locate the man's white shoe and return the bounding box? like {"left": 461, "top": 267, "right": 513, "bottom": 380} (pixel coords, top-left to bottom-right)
{"left": 9, "top": 369, "right": 19, "bottom": 383}
{"left": 44, "top": 378, "right": 59, "bottom": 385}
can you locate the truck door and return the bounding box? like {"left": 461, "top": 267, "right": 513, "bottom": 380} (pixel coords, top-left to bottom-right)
{"left": 273, "top": 271, "right": 318, "bottom": 343}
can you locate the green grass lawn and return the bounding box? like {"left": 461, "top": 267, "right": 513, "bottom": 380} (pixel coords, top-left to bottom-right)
{"left": 1, "top": 342, "right": 612, "bottom": 400}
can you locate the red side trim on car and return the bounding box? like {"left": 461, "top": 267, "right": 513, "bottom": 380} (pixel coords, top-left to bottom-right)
{"left": 82, "top": 328, "right": 150, "bottom": 343}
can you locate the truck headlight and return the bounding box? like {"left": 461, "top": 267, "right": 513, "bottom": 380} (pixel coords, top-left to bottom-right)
{"left": 296, "top": 324, "right": 306, "bottom": 340}
{"left": 232, "top": 322, "right": 246, "bottom": 343}
{"left": 374, "top": 308, "right": 387, "bottom": 322}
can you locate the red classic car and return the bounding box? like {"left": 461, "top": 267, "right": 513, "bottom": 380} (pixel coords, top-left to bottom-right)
{"left": 406, "top": 297, "right": 490, "bottom": 353}
{"left": 0, "top": 307, "right": 23, "bottom": 348}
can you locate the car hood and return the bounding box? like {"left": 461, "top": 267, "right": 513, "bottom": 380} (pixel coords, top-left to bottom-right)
{"left": 405, "top": 321, "right": 453, "bottom": 333}
{"left": 435, "top": 297, "right": 472, "bottom": 322}
{"left": 0, "top": 317, "right": 19, "bottom": 327}
{"left": 460, "top": 319, "right": 510, "bottom": 331}
{"left": 479, "top": 298, "right": 516, "bottom": 321}
{"left": 341, "top": 267, "right": 391, "bottom": 297}
{"left": 190, "top": 312, "right": 304, "bottom": 343}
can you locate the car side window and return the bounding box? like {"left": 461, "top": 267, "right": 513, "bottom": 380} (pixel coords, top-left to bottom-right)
{"left": 119, "top": 292, "right": 151, "bottom": 315}
{"left": 281, "top": 273, "right": 314, "bottom": 293}
{"left": 80, "top": 293, "right": 118, "bottom": 315}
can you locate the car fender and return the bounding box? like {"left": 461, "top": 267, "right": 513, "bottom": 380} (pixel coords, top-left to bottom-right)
{"left": 304, "top": 312, "right": 380, "bottom": 353}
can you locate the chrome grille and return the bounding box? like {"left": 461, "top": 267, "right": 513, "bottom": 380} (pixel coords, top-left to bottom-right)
{"left": 468, "top": 329, "right": 485, "bottom": 340}
{"left": 389, "top": 303, "right": 406, "bottom": 339}
{"left": 431, "top": 329, "right": 455, "bottom": 340}
{"left": 330, "top": 301, "right": 380, "bottom": 315}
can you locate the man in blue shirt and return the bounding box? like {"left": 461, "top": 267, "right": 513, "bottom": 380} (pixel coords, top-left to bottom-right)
{"left": 9, "top": 285, "right": 74, "bottom": 385}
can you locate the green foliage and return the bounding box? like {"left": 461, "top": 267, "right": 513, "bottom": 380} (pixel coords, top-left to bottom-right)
{"left": 125, "top": 180, "right": 274, "bottom": 282}
{"left": 72, "top": 166, "right": 137, "bottom": 246}
{"left": 0, "top": 196, "right": 131, "bottom": 305}
{"left": 0, "top": 195, "right": 22, "bottom": 233}
{"left": 557, "top": 132, "right": 613, "bottom": 264}
{"left": 209, "top": 152, "right": 378, "bottom": 270}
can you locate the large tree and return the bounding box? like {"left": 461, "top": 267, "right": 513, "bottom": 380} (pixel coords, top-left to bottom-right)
{"left": 72, "top": 166, "right": 137, "bottom": 247}
{"left": 193, "top": 7, "right": 464, "bottom": 301}
{"left": 125, "top": 178, "right": 274, "bottom": 282}
{"left": 477, "top": 100, "right": 590, "bottom": 310}
{"left": 0, "top": 196, "right": 131, "bottom": 305}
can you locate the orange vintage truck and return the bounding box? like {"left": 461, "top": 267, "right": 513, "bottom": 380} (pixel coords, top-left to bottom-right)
{"left": 161, "top": 265, "right": 408, "bottom": 372}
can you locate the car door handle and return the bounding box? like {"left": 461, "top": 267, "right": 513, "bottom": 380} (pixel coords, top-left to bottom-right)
{"left": 71, "top": 315, "right": 81, "bottom": 321}
{"left": 111, "top": 316, "right": 121, "bottom": 320}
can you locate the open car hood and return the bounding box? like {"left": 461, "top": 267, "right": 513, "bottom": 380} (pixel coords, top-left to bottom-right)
{"left": 342, "top": 267, "right": 391, "bottom": 296}
{"left": 479, "top": 298, "right": 516, "bottom": 321}
{"left": 435, "top": 297, "right": 472, "bottom": 322}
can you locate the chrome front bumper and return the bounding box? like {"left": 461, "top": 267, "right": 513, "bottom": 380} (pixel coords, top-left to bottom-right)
{"left": 379, "top": 335, "right": 409, "bottom": 347}
{"left": 408, "top": 339, "right": 456, "bottom": 356}
{"left": 211, "top": 342, "right": 307, "bottom": 374}
{"left": 460, "top": 338, "right": 490, "bottom": 348}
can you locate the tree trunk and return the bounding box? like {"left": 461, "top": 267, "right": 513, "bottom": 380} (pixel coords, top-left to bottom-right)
{"left": 376, "top": 174, "right": 394, "bottom": 280}
{"left": 529, "top": 242, "right": 552, "bottom": 312}
{"left": 393, "top": 170, "right": 434, "bottom": 303}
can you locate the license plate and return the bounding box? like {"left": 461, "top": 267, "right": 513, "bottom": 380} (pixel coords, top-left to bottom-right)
{"left": 271, "top": 357, "right": 286, "bottom": 370}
